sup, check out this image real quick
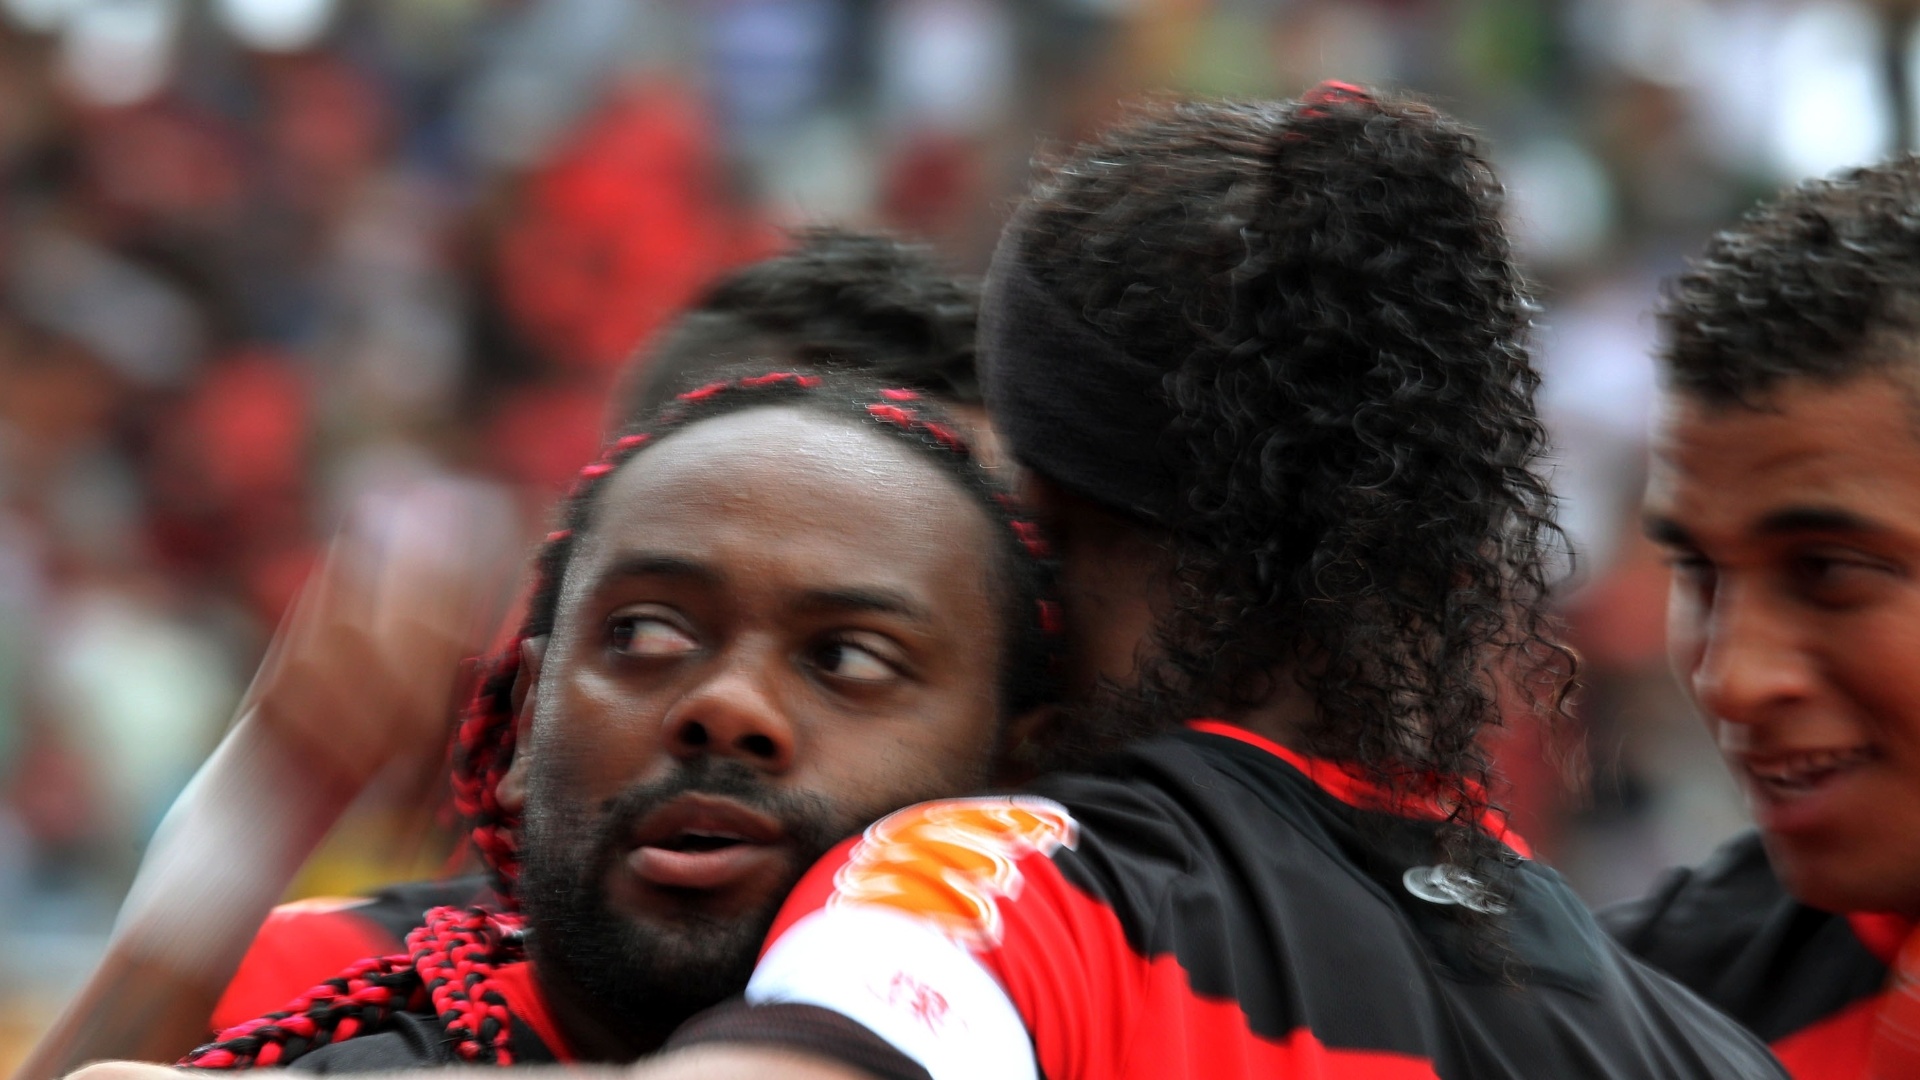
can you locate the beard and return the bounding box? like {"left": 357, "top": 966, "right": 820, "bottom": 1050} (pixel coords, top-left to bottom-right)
{"left": 517, "top": 757, "right": 849, "bottom": 1043}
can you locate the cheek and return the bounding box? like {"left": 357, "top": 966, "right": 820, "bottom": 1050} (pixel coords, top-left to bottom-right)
{"left": 1658, "top": 607, "right": 1704, "bottom": 687}
{"left": 1829, "top": 612, "right": 1920, "bottom": 743}
{"left": 1664, "top": 586, "right": 1707, "bottom": 692}
{"left": 807, "top": 707, "right": 1003, "bottom": 827}
{"left": 535, "top": 670, "right": 672, "bottom": 795}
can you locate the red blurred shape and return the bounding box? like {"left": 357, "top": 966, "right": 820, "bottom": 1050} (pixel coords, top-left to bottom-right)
{"left": 483, "top": 382, "right": 606, "bottom": 495}
{"left": 495, "top": 83, "right": 777, "bottom": 379}
{"left": 260, "top": 54, "right": 391, "bottom": 213}
{"left": 187, "top": 348, "right": 312, "bottom": 503}
{"left": 77, "top": 99, "right": 246, "bottom": 228}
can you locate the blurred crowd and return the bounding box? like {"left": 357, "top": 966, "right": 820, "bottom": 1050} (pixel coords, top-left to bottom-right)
{"left": 1, "top": 0, "right": 1915, "bottom": 1063}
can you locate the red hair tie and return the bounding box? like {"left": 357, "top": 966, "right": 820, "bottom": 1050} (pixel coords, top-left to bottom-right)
{"left": 1299, "top": 80, "right": 1373, "bottom": 119}
{"left": 1304, "top": 80, "right": 1371, "bottom": 105}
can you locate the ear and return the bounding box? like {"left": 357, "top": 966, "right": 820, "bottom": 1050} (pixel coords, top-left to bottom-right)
{"left": 494, "top": 635, "right": 547, "bottom": 814}
{"left": 996, "top": 704, "right": 1064, "bottom": 785}
{"left": 1014, "top": 469, "right": 1066, "bottom": 536}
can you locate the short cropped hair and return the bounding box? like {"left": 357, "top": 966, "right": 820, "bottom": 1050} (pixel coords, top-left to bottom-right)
{"left": 1661, "top": 154, "right": 1920, "bottom": 405}
{"left": 624, "top": 227, "right": 980, "bottom": 419}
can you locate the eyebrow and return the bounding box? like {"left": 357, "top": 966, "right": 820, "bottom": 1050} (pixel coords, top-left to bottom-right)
{"left": 1752, "top": 506, "right": 1890, "bottom": 537}
{"left": 792, "top": 586, "right": 935, "bottom": 627}
{"left": 590, "top": 554, "right": 936, "bottom": 625}
{"left": 1642, "top": 506, "right": 1890, "bottom": 548}
{"left": 591, "top": 554, "right": 722, "bottom": 593}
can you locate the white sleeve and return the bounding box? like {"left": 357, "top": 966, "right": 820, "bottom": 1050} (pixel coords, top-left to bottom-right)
{"left": 746, "top": 905, "right": 1039, "bottom": 1080}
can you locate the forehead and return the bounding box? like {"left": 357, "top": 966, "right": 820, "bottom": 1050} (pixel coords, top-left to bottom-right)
{"left": 1645, "top": 375, "right": 1920, "bottom": 538}
{"left": 565, "top": 406, "right": 1001, "bottom": 614}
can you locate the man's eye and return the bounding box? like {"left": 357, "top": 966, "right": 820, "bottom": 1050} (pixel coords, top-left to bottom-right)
{"left": 1791, "top": 553, "right": 1890, "bottom": 604}
{"left": 608, "top": 612, "right": 698, "bottom": 657}
{"left": 1663, "top": 552, "right": 1716, "bottom": 589}
{"left": 813, "top": 638, "right": 900, "bottom": 683}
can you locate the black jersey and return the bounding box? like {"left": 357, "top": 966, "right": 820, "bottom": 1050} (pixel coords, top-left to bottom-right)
{"left": 702, "top": 722, "right": 1782, "bottom": 1079}
{"left": 1601, "top": 831, "right": 1904, "bottom": 1079}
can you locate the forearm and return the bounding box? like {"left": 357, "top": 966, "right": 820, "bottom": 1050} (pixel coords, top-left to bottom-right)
{"left": 23, "top": 488, "right": 515, "bottom": 1080}
{"left": 15, "top": 717, "right": 359, "bottom": 1080}
{"left": 640, "top": 1046, "right": 873, "bottom": 1080}
{"left": 56, "top": 1047, "right": 869, "bottom": 1080}
{"left": 18, "top": 952, "right": 231, "bottom": 1080}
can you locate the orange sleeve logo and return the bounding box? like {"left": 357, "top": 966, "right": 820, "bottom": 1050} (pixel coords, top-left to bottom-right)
{"left": 829, "top": 796, "right": 1079, "bottom": 948}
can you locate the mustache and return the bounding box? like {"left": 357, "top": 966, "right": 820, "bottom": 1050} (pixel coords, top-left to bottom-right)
{"left": 582, "top": 758, "right": 847, "bottom": 876}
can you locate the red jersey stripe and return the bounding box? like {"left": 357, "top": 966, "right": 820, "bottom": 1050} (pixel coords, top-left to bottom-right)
{"left": 1770, "top": 995, "right": 1875, "bottom": 1080}
{"left": 1184, "top": 720, "right": 1532, "bottom": 858}
{"left": 212, "top": 899, "right": 400, "bottom": 1032}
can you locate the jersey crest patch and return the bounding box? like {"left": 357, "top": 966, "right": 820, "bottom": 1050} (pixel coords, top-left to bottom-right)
{"left": 830, "top": 796, "right": 1078, "bottom": 948}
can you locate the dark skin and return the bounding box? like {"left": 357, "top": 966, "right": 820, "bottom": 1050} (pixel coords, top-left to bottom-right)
{"left": 494, "top": 407, "right": 1021, "bottom": 1059}
{"left": 56, "top": 439, "right": 1295, "bottom": 1080}
{"left": 1019, "top": 473, "right": 1316, "bottom": 751}
{"left": 418, "top": 473, "right": 1309, "bottom": 1080}
{"left": 55, "top": 474, "right": 1314, "bottom": 1080}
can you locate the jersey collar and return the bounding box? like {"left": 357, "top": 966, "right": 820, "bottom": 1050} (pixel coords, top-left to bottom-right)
{"left": 1186, "top": 719, "right": 1532, "bottom": 858}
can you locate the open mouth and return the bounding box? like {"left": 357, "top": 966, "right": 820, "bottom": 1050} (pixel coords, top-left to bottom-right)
{"left": 625, "top": 794, "right": 785, "bottom": 892}
{"left": 1744, "top": 747, "right": 1878, "bottom": 797}
{"left": 657, "top": 830, "right": 751, "bottom": 854}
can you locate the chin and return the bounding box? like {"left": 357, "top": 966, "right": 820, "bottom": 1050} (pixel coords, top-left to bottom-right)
{"left": 1767, "top": 838, "right": 1920, "bottom": 916}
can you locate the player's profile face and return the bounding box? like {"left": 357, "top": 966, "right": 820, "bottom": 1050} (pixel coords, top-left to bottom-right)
{"left": 512, "top": 405, "right": 1008, "bottom": 1017}
{"left": 1645, "top": 373, "right": 1920, "bottom": 916}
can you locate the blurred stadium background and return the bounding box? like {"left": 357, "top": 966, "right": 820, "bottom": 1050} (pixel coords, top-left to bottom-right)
{"left": 0, "top": 0, "right": 1915, "bottom": 1061}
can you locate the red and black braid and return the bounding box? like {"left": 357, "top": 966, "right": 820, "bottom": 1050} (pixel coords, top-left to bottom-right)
{"left": 182, "top": 906, "right": 528, "bottom": 1067}
{"left": 184, "top": 371, "right": 1060, "bottom": 1069}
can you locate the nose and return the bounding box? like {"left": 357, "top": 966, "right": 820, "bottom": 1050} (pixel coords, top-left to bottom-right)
{"left": 662, "top": 645, "right": 797, "bottom": 773}
{"left": 1687, "top": 580, "right": 1814, "bottom": 729}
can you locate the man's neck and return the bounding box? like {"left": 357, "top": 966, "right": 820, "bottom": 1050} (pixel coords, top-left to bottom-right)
{"left": 1209, "top": 673, "right": 1315, "bottom": 753}
{"left": 532, "top": 959, "right": 676, "bottom": 1062}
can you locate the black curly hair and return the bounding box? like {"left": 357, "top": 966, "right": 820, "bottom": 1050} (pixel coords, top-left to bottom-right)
{"left": 621, "top": 227, "right": 981, "bottom": 420}
{"left": 1000, "top": 88, "right": 1573, "bottom": 889}
{"left": 1661, "top": 154, "right": 1920, "bottom": 405}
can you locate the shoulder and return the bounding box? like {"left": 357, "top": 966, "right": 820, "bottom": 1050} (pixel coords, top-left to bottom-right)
{"left": 775, "top": 794, "right": 1084, "bottom": 948}
{"left": 1597, "top": 948, "right": 1791, "bottom": 1078}
{"left": 214, "top": 876, "right": 492, "bottom": 1031}
{"left": 214, "top": 901, "right": 400, "bottom": 1032}
{"left": 782, "top": 743, "right": 1255, "bottom": 949}
{"left": 1598, "top": 831, "right": 1781, "bottom": 954}
{"left": 353, "top": 875, "right": 494, "bottom": 940}
{"left": 286, "top": 1013, "right": 454, "bottom": 1074}
{"left": 284, "top": 992, "right": 560, "bottom": 1073}
{"left": 1597, "top": 831, "right": 1887, "bottom": 1039}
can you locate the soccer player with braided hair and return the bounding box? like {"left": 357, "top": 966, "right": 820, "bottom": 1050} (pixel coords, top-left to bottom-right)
{"left": 164, "top": 370, "right": 1059, "bottom": 1072}
{"left": 20, "top": 229, "right": 1008, "bottom": 1080}
{"left": 608, "top": 86, "right": 1783, "bottom": 1080}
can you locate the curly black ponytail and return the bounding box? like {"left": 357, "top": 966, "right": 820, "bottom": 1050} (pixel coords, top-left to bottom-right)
{"left": 1005, "top": 87, "right": 1574, "bottom": 891}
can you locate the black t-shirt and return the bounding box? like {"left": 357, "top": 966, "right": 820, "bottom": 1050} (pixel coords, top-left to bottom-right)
{"left": 1600, "top": 830, "right": 1896, "bottom": 1079}
{"left": 690, "top": 722, "right": 1785, "bottom": 1079}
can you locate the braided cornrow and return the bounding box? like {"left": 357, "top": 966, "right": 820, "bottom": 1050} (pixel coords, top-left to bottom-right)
{"left": 184, "top": 906, "right": 529, "bottom": 1067}
{"left": 186, "top": 371, "right": 1059, "bottom": 1069}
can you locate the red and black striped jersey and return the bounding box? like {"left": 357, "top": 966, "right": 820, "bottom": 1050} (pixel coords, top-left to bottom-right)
{"left": 722, "top": 722, "right": 1784, "bottom": 1079}
{"left": 282, "top": 961, "right": 571, "bottom": 1073}
{"left": 213, "top": 876, "right": 492, "bottom": 1033}
{"left": 1601, "top": 831, "right": 1905, "bottom": 1080}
